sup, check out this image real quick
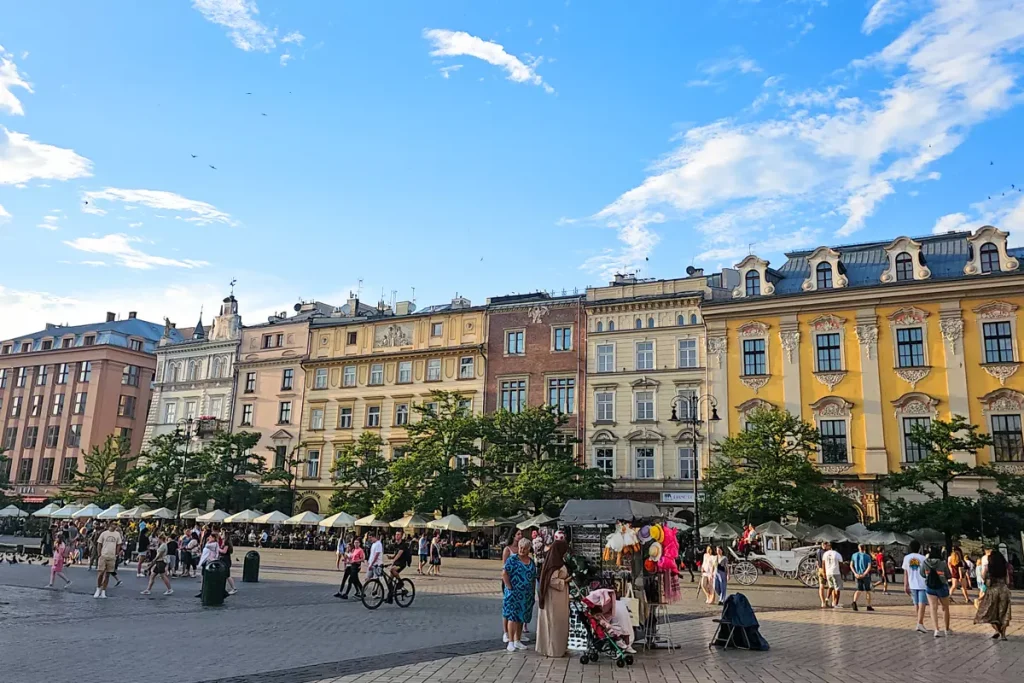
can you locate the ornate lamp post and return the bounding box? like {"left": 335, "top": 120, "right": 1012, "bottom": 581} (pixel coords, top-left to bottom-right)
{"left": 669, "top": 394, "right": 720, "bottom": 551}
{"left": 173, "top": 417, "right": 195, "bottom": 522}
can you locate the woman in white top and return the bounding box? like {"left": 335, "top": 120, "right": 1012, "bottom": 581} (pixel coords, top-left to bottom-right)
{"left": 700, "top": 545, "right": 718, "bottom": 605}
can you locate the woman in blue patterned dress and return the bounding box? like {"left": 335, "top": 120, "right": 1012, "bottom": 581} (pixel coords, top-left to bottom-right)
{"left": 502, "top": 538, "right": 537, "bottom": 652}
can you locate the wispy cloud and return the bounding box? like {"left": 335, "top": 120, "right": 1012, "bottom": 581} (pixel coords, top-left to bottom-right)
{"left": 0, "top": 203, "right": 10, "bottom": 222}
{"left": 279, "top": 53, "right": 292, "bottom": 67}
{"left": 81, "top": 188, "right": 236, "bottom": 226}
{"left": 192, "top": 0, "right": 301, "bottom": 54}
{"left": 37, "top": 213, "right": 60, "bottom": 231}
{"left": 439, "top": 64, "right": 463, "bottom": 79}
{"left": 423, "top": 29, "right": 554, "bottom": 94}
{"left": 80, "top": 260, "right": 108, "bottom": 267}
{"left": 1, "top": 126, "right": 93, "bottom": 186}
{"left": 933, "top": 192, "right": 1024, "bottom": 239}
{"left": 687, "top": 50, "right": 763, "bottom": 88}
{"left": 862, "top": 0, "right": 912, "bottom": 35}
{"left": 583, "top": 0, "right": 1024, "bottom": 272}
{"left": 0, "top": 45, "right": 32, "bottom": 115}
{"left": 63, "top": 234, "right": 210, "bottom": 270}
{"left": 281, "top": 31, "right": 305, "bottom": 45}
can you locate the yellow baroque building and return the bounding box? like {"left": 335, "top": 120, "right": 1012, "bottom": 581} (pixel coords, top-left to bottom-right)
{"left": 295, "top": 296, "right": 486, "bottom": 512}
{"left": 703, "top": 227, "right": 1024, "bottom": 521}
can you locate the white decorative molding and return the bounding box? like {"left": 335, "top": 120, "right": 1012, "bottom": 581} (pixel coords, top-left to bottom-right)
{"left": 738, "top": 321, "right": 769, "bottom": 337}
{"left": 982, "top": 362, "right": 1020, "bottom": 385}
{"left": 801, "top": 246, "right": 849, "bottom": 291}
{"left": 939, "top": 318, "right": 964, "bottom": 353}
{"left": 888, "top": 307, "right": 929, "bottom": 326}
{"left": 810, "top": 396, "right": 853, "bottom": 418}
{"left": 980, "top": 388, "right": 1024, "bottom": 412}
{"left": 892, "top": 392, "right": 939, "bottom": 416}
{"left": 972, "top": 301, "right": 1019, "bottom": 320}
{"left": 736, "top": 398, "right": 773, "bottom": 415}
{"left": 964, "top": 226, "right": 1020, "bottom": 275}
{"left": 894, "top": 367, "right": 930, "bottom": 389}
{"left": 854, "top": 324, "right": 879, "bottom": 359}
{"left": 739, "top": 375, "right": 770, "bottom": 393}
{"left": 374, "top": 323, "right": 413, "bottom": 348}
{"left": 708, "top": 336, "right": 727, "bottom": 364}
{"left": 779, "top": 330, "right": 800, "bottom": 363}
{"left": 817, "top": 463, "right": 853, "bottom": 475}
{"left": 994, "top": 463, "right": 1024, "bottom": 475}
{"left": 879, "top": 236, "right": 931, "bottom": 283}
{"left": 732, "top": 255, "right": 775, "bottom": 298}
{"left": 528, "top": 305, "right": 550, "bottom": 324}
{"left": 809, "top": 314, "right": 844, "bottom": 333}
{"left": 814, "top": 371, "right": 847, "bottom": 392}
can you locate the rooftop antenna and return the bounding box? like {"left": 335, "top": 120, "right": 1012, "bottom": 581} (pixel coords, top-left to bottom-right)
{"left": 356, "top": 279, "right": 363, "bottom": 298}
{"left": 229, "top": 278, "right": 237, "bottom": 296}
{"left": 411, "top": 286, "right": 416, "bottom": 305}
{"left": 748, "top": 243, "right": 756, "bottom": 255}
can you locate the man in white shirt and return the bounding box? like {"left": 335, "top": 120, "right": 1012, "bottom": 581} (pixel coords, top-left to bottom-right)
{"left": 95, "top": 523, "right": 123, "bottom": 599}
{"left": 821, "top": 542, "right": 844, "bottom": 610}
{"left": 366, "top": 532, "right": 384, "bottom": 580}
{"left": 901, "top": 540, "right": 929, "bottom": 632}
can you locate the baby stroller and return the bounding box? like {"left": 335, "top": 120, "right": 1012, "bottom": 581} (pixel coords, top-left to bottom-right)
{"left": 568, "top": 574, "right": 635, "bottom": 668}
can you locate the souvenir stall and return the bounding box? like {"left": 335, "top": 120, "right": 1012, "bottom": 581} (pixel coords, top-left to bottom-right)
{"left": 558, "top": 499, "right": 682, "bottom": 653}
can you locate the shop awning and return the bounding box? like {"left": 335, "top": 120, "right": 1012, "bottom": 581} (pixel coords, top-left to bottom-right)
{"left": 559, "top": 499, "right": 662, "bottom": 525}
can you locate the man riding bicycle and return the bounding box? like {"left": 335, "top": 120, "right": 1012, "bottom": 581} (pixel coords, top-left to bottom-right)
{"left": 389, "top": 532, "right": 412, "bottom": 584}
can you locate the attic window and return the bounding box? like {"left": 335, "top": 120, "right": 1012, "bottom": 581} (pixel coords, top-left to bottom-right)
{"left": 816, "top": 263, "right": 833, "bottom": 290}
{"left": 745, "top": 270, "right": 761, "bottom": 296}
{"left": 980, "top": 243, "right": 1000, "bottom": 273}
{"left": 895, "top": 252, "right": 913, "bottom": 281}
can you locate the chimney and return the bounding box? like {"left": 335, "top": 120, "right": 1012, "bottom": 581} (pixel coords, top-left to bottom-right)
{"left": 347, "top": 295, "right": 360, "bottom": 317}
{"left": 395, "top": 301, "right": 416, "bottom": 316}
{"left": 128, "top": 311, "right": 137, "bottom": 319}
{"left": 106, "top": 312, "right": 116, "bottom": 322}
{"left": 612, "top": 273, "right": 637, "bottom": 285}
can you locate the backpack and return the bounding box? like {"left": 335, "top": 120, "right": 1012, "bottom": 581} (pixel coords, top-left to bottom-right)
{"left": 926, "top": 564, "right": 944, "bottom": 590}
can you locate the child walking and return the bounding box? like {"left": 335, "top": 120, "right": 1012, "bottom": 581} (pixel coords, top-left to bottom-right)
{"left": 47, "top": 534, "right": 73, "bottom": 589}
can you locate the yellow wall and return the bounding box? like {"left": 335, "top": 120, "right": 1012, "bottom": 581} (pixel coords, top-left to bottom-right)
{"left": 725, "top": 318, "right": 784, "bottom": 435}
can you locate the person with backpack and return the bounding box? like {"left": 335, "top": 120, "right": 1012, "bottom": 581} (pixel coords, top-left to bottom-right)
{"left": 921, "top": 545, "right": 952, "bottom": 637}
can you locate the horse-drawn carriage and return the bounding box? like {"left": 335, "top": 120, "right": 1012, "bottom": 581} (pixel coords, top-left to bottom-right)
{"left": 729, "top": 544, "right": 819, "bottom": 587}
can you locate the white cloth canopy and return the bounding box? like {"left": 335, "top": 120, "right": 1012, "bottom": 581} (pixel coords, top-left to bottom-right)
{"left": 196, "top": 509, "right": 229, "bottom": 523}
{"left": 71, "top": 503, "right": 105, "bottom": 519}
{"left": 516, "top": 513, "right": 556, "bottom": 530}
{"left": 118, "top": 505, "right": 151, "bottom": 520}
{"left": 806, "top": 524, "right": 851, "bottom": 543}
{"left": 253, "top": 511, "right": 289, "bottom": 525}
{"left": 284, "top": 511, "right": 323, "bottom": 526}
{"left": 0, "top": 505, "right": 28, "bottom": 518}
{"left": 224, "top": 509, "right": 262, "bottom": 523}
{"left": 354, "top": 514, "right": 391, "bottom": 528}
{"left": 96, "top": 504, "right": 125, "bottom": 520}
{"left": 390, "top": 514, "right": 431, "bottom": 529}
{"left": 699, "top": 521, "right": 743, "bottom": 539}
{"left": 179, "top": 508, "right": 201, "bottom": 520}
{"left": 142, "top": 507, "right": 176, "bottom": 520}
{"left": 50, "top": 504, "right": 84, "bottom": 519}
{"left": 319, "top": 511, "right": 357, "bottom": 528}
{"left": 32, "top": 503, "right": 62, "bottom": 518}
{"left": 427, "top": 514, "right": 469, "bottom": 532}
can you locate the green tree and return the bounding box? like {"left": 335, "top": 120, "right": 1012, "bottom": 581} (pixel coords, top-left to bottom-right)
{"left": 59, "top": 435, "right": 138, "bottom": 506}
{"left": 194, "top": 431, "right": 264, "bottom": 512}
{"left": 261, "top": 441, "right": 307, "bottom": 514}
{"left": 702, "top": 408, "right": 857, "bottom": 526}
{"left": 0, "top": 447, "right": 11, "bottom": 507}
{"left": 328, "top": 431, "right": 391, "bottom": 517}
{"left": 124, "top": 432, "right": 210, "bottom": 510}
{"left": 381, "top": 391, "right": 480, "bottom": 517}
{"left": 881, "top": 415, "right": 993, "bottom": 547}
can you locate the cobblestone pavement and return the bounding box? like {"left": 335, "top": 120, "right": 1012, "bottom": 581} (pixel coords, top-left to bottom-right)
{"left": 3, "top": 552, "right": 1020, "bottom": 683}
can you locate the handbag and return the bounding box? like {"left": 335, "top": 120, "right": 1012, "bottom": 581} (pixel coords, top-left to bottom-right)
{"left": 624, "top": 582, "right": 641, "bottom": 628}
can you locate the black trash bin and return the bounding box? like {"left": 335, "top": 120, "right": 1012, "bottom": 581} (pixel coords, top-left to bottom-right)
{"left": 243, "top": 550, "right": 260, "bottom": 583}
{"left": 201, "top": 560, "right": 229, "bottom": 607}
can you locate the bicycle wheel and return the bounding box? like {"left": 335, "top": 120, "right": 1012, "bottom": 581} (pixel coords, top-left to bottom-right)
{"left": 361, "top": 579, "right": 386, "bottom": 610}
{"left": 394, "top": 578, "right": 416, "bottom": 608}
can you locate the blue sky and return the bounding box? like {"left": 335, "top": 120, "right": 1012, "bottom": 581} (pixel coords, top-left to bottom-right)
{"left": 2, "top": 0, "right": 1023, "bottom": 338}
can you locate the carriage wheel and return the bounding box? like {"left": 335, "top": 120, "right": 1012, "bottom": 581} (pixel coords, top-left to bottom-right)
{"left": 733, "top": 560, "right": 758, "bottom": 586}
{"left": 798, "top": 557, "right": 819, "bottom": 587}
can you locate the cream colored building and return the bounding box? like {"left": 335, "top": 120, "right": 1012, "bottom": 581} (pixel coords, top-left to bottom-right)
{"left": 584, "top": 272, "right": 734, "bottom": 518}
{"left": 296, "top": 296, "right": 486, "bottom": 511}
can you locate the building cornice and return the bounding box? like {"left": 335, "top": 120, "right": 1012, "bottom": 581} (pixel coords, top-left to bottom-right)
{"left": 303, "top": 344, "right": 484, "bottom": 368}
{"left": 586, "top": 294, "right": 704, "bottom": 314}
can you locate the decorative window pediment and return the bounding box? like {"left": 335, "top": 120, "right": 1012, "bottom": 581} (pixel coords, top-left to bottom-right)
{"left": 888, "top": 306, "right": 929, "bottom": 325}
{"left": 880, "top": 237, "right": 931, "bottom": 283}
{"left": 630, "top": 376, "right": 660, "bottom": 388}
{"left": 965, "top": 226, "right": 1020, "bottom": 275}
{"left": 979, "top": 388, "right": 1024, "bottom": 413}
{"left": 732, "top": 255, "right": 775, "bottom": 298}
{"left": 801, "top": 247, "right": 848, "bottom": 292}
{"left": 809, "top": 314, "right": 844, "bottom": 333}
{"left": 737, "top": 321, "right": 769, "bottom": 337}
{"left": 625, "top": 427, "right": 665, "bottom": 442}
{"left": 973, "top": 301, "right": 1019, "bottom": 320}
{"left": 809, "top": 396, "right": 853, "bottom": 418}
{"left": 891, "top": 392, "right": 939, "bottom": 416}
{"left": 736, "top": 398, "right": 773, "bottom": 414}
{"left": 671, "top": 428, "right": 700, "bottom": 444}
{"left": 591, "top": 428, "right": 619, "bottom": 444}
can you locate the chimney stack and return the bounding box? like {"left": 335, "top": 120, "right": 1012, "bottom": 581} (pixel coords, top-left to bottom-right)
{"left": 128, "top": 311, "right": 137, "bottom": 319}
{"left": 106, "top": 312, "right": 116, "bottom": 322}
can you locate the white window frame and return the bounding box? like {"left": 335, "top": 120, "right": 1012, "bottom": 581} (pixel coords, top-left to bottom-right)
{"left": 426, "top": 358, "right": 442, "bottom": 382}
{"left": 892, "top": 393, "right": 938, "bottom": 463}
{"left": 369, "top": 363, "right": 384, "bottom": 386}
{"left": 594, "top": 446, "right": 615, "bottom": 477}
{"left": 597, "top": 343, "right": 615, "bottom": 373}
{"left": 552, "top": 325, "right": 573, "bottom": 352}
{"left": 164, "top": 401, "right": 177, "bottom": 424}
{"left": 634, "top": 390, "right": 655, "bottom": 422}
{"left": 634, "top": 446, "right": 655, "bottom": 479}
{"left": 395, "top": 403, "right": 409, "bottom": 426}
{"left": 338, "top": 406, "right": 353, "bottom": 429}
{"left": 398, "top": 361, "right": 413, "bottom": 384}
{"left": 500, "top": 378, "right": 527, "bottom": 413}
{"left": 240, "top": 404, "right": 254, "bottom": 426}
{"left": 678, "top": 445, "right": 696, "bottom": 480}
{"left": 459, "top": 356, "right": 475, "bottom": 379}
{"left": 366, "top": 405, "right": 381, "bottom": 427}
{"left": 595, "top": 391, "right": 615, "bottom": 422}
{"left": 677, "top": 338, "right": 698, "bottom": 369}
{"left": 310, "top": 407, "right": 325, "bottom": 430}
{"left": 635, "top": 340, "right": 654, "bottom": 371}
{"left": 505, "top": 329, "right": 525, "bottom": 356}
{"left": 314, "top": 368, "right": 328, "bottom": 389}
{"left": 343, "top": 365, "right": 357, "bottom": 387}
{"left": 306, "top": 450, "right": 320, "bottom": 479}
{"left": 675, "top": 388, "right": 696, "bottom": 421}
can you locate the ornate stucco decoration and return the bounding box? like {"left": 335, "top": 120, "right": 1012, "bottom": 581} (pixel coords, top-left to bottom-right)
{"left": 736, "top": 398, "right": 773, "bottom": 415}
{"left": 938, "top": 318, "right": 964, "bottom": 353}
{"left": 737, "top": 321, "right": 769, "bottom": 337}
{"left": 814, "top": 371, "right": 847, "bottom": 392}
{"left": 894, "top": 367, "right": 930, "bottom": 389}
{"left": 854, "top": 324, "right": 879, "bottom": 359}
{"left": 707, "top": 336, "right": 727, "bottom": 364}
{"left": 779, "top": 330, "right": 800, "bottom": 363}
{"left": 982, "top": 363, "right": 1020, "bottom": 385}
{"left": 732, "top": 255, "right": 775, "bottom": 298}
{"left": 374, "top": 323, "right": 413, "bottom": 348}
{"left": 879, "top": 236, "right": 931, "bottom": 283}
{"left": 809, "top": 314, "right": 844, "bottom": 333}
{"left": 739, "top": 375, "right": 770, "bottom": 393}
{"left": 980, "top": 388, "right": 1024, "bottom": 412}
{"left": 810, "top": 396, "right": 853, "bottom": 418}
{"left": 972, "top": 301, "right": 1019, "bottom": 320}
{"left": 819, "top": 463, "right": 853, "bottom": 475}
{"left": 887, "top": 307, "right": 929, "bottom": 326}
{"left": 964, "top": 226, "right": 1020, "bottom": 275}
{"left": 891, "top": 392, "right": 939, "bottom": 416}
{"left": 528, "top": 305, "right": 549, "bottom": 324}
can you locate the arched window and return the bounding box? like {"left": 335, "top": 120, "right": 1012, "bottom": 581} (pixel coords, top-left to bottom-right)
{"left": 745, "top": 270, "right": 761, "bottom": 297}
{"left": 608, "top": 321, "right": 615, "bottom": 331}
{"left": 677, "top": 314, "right": 684, "bottom": 326}
{"left": 647, "top": 317, "right": 655, "bottom": 328}
{"left": 596, "top": 321, "right": 603, "bottom": 332}
{"left": 167, "top": 363, "right": 179, "bottom": 382}
{"left": 635, "top": 319, "right": 643, "bottom": 329}
{"left": 816, "top": 262, "right": 833, "bottom": 289}
{"left": 186, "top": 361, "right": 198, "bottom": 381}
{"left": 211, "top": 357, "right": 222, "bottom": 378}
{"left": 980, "top": 243, "right": 1000, "bottom": 273}
{"left": 895, "top": 252, "right": 914, "bottom": 281}
{"left": 690, "top": 314, "right": 698, "bottom": 325}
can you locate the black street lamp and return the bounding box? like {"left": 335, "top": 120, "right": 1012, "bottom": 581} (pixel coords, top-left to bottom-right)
{"left": 173, "top": 417, "right": 195, "bottom": 522}
{"left": 669, "top": 394, "right": 720, "bottom": 551}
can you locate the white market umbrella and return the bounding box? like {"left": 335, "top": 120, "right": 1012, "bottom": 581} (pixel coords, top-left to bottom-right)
{"left": 699, "top": 521, "right": 743, "bottom": 539}
{"left": 118, "top": 505, "right": 151, "bottom": 520}
{"left": 517, "top": 513, "right": 556, "bottom": 530}
{"left": 179, "top": 507, "right": 201, "bottom": 520}
{"left": 845, "top": 523, "right": 871, "bottom": 542}
{"left": 71, "top": 503, "right": 104, "bottom": 519}
{"left": 253, "top": 510, "right": 289, "bottom": 525}
{"left": 319, "top": 511, "right": 357, "bottom": 529}
{"left": 755, "top": 521, "right": 797, "bottom": 539}
{"left": 284, "top": 511, "right": 323, "bottom": 526}
{"left": 50, "top": 504, "right": 84, "bottom": 519}
{"left": 142, "top": 507, "right": 175, "bottom": 520}
{"left": 32, "top": 503, "right": 62, "bottom": 518}
{"left": 864, "top": 530, "right": 914, "bottom": 546}
{"left": 428, "top": 514, "right": 469, "bottom": 532}
{"left": 665, "top": 520, "right": 692, "bottom": 532}
{"left": 0, "top": 504, "right": 28, "bottom": 518}
{"left": 224, "top": 509, "right": 262, "bottom": 523}
{"left": 806, "top": 524, "right": 851, "bottom": 543}
{"left": 96, "top": 504, "right": 125, "bottom": 520}
{"left": 354, "top": 514, "right": 392, "bottom": 528}
{"left": 197, "top": 509, "right": 229, "bottom": 523}
{"left": 390, "top": 514, "right": 431, "bottom": 529}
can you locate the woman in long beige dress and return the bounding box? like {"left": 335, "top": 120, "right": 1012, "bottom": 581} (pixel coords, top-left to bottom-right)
{"left": 536, "top": 540, "right": 570, "bottom": 657}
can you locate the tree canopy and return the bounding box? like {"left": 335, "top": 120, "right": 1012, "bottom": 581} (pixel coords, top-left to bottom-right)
{"left": 329, "top": 431, "right": 392, "bottom": 517}
{"left": 59, "top": 435, "right": 138, "bottom": 506}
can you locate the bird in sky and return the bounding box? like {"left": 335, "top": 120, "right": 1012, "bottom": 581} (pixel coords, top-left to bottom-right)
{"left": 209, "top": 165, "right": 217, "bottom": 170}
{"left": 261, "top": 112, "right": 268, "bottom": 117}
{"left": 191, "top": 154, "right": 197, "bottom": 158}
{"left": 246, "top": 92, "right": 252, "bottom": 95}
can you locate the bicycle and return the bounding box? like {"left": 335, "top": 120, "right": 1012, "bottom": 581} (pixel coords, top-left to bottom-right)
{"left": 361, "top": 564, "right": 416, "bottom": 609}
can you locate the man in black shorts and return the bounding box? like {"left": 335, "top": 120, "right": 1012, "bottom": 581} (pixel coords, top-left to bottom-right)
{"left": 387, "top": 532, "right": 412, "bottom": 602}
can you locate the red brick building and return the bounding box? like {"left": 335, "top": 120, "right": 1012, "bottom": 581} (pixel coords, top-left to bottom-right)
{"left": 484, "top": 293, "right": 586, "bottom": 448}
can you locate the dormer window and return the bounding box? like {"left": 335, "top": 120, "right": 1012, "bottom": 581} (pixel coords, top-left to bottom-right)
{"left": 745, "top": 270, "right": 761, "bottom": 296}
{"left": 895, "top": 252, "right": 914, "bottom": 281}
{"left": 980, "top": 243, "right": 1000, "bottom": 274}
{"left": 816, "top": 263, "right": 833, "bottom": 290}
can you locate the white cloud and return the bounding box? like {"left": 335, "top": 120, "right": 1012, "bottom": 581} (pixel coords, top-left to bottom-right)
{"left": 863, "top": 0, "right": 911, "bottom": 35}
{"left": 423, "top": 28, "right": 555, "bottom": 94}
{"left": 553, "top": 24, "right": 560, "bottom": 33}
{"left": 580, "top": 213, "right": 664, "bottom": 280}
{"left": 0, "top": 45, "right": 33, "bottom": 115}
{"left": 440, "top": 64, "right": 463, "bottom": 79}
{"left": 584, "top": 0, "right": 1024, "bottom": 269}
{"left": 192, "top": 0, "right": 277, "bottom": 52}
{"left": 763, "top": 76, "right": 783, "bottom": 88}
{"left": 80, "top": 260, "right": 108, "bottom": 267}
{"left": 63, "top": 234, "right": 210, "bottom": 270}
{"left": 932, "top": 212, "right": 973, "bottom": 234}
{"left": 279, "top": 53, "right": 292, "bottom": 67}
{"left": 700, "top": 54, "right": 762, "bottom": 77}
{"left": 281, "top": 31, "right": 305, "bottom": 45}
{"left": 0, "top": 126, "right": 93, "bottom": 185}
{"left": 37, "top": 214, "right": 60, "bottom": 231}
{"left": 81, "top": 188, "right": 235, "bottom": 226}
{"left": 0, "top": 203, "right": 10, "bottom": 222}
{"left": 128, "top": 221, "right": 143, "bottom": 228}
{"left": 932, "top": 192, "right": 1024, "bottom": 238}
